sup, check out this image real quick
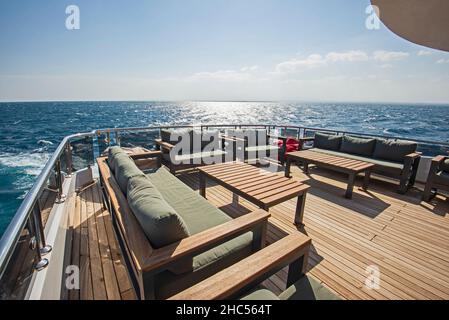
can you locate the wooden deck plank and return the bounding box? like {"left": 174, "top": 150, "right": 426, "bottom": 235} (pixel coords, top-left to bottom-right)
{"left": 67, "top": 182, "right": 136, "bottom": 300}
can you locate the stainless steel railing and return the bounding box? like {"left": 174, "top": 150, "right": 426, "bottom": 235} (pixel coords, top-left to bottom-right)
{"left": 0, "top": 123, "right": 448, "bottom": 299}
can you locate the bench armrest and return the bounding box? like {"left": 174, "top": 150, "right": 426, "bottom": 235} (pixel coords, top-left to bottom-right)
{"left": 169, "top": 233, "right": 311, "bottom": 300}
{"left": 142, "top": 209, "right": 271, "bottom": 273}
{"left": 405, "top": 152, "right": 422, "bottom": 160}
{"left": 155, "top": 139, "right": 175, "bottom": 151}
{"left": 432, "top": 155, "right": 447, "bottom": 164}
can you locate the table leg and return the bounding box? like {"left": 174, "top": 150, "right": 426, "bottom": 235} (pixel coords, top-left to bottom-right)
{"left": 285, "top": 157, "right": 292, "bottom": 178}
{"left": 232, "top": 193, "right": 239, "bottom": 205}
{"left": 294, "top": 191, "right": 307, "bottom": 226}
{"left": 199, "top": 173, "right": 206, "bottom": 198}
{"left": 303, "top": 161, "right": 309, "bottom": 174}
{"left": 363, "top": 170, "right": 371, "bottom": 191}
{"left": 345, "top": 173, "right": 356, "bottom": 199}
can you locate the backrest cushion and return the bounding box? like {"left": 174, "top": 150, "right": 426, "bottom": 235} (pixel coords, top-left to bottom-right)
{"left": 340, "top": 136, "right": 376, "bottom": 157}
{"left": 314, "top": 133, "right": 342, "bottom": 151}
{"left": 127, "top": 175, "right": 190, "bottom": 248}
{"left": 373, "top": 139, "right": 417, "bottom": 163}
{"left": 161, "top": 128, "right": 193, "bottom": 154}
{"left": 440, "top": 158, "right": 449, "bottom": 173}
{"left": 192, "top": 130, "right": 220, "bottom": 152}
{"left": 108, "top": 146, "right": 125, "bottom": 172}
{"left": 114, "top": 153, "right": 145, "bottom": 195}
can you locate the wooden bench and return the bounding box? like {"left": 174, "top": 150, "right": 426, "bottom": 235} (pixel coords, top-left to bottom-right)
{"left": 198, "top": 162, "right": 310, "bottom": 225}
{"left": 285, "top": 150, "right": 375, "bottom": 199}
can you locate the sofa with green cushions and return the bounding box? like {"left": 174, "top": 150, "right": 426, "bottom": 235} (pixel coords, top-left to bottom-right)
{"left": 423, "top": 155, "right": 449, "bottom": 201}
{"left": 155, "top": 128, "right": 231, "bottom": 173}
{"left": 301, "top": 132, "right": 421, "bottom": 194}
{"left": 97, "top": 146, "right": 270, "bottom": 300}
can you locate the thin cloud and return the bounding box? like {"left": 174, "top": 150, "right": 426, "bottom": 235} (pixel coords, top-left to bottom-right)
{"left": 417, "top": 50, "right": 432, "bottom": 56}
{"left": 436, "top": 58, "right": 449, "bottom": 64}
{"left": 326, "top": 50, "right": 369, "bottom": 62}
{"left": 275, "top": 54, "right": 326, "bottom": 74}
{"left": 373, "top": 50, "right": 409, "bottom": 62}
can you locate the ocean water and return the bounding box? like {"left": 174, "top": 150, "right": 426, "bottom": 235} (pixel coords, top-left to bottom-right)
{"left": 1, "top": 101, "right": 449, "bottom": 236}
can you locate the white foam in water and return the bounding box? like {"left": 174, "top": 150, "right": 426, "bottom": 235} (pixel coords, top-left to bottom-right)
{"left": 0, "top": 152, "right": 50, "bottom": 176}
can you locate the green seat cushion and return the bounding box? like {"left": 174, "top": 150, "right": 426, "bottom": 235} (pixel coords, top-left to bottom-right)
{"left": 108, "top": 146, "right": 125, "bottom": 172}
{"left": 373, "top": 139, "right": 417, "bottom": 163}
{"left": 114, "top": 153, "right": 145, "bottom": 195}
{"left": 241, "top": 289, "right": 280, "bottom": 300}
{"left": 312, "top": 148, "right": 403, "bottom": 173}
{"left": 279, "top": 275, "right": 341, "bottom": 300}
{"left": 152, "top": 243, "right": 252, "bottom": 299}
{"left": 440, "top": 158, "right": 449, "bottom": 173}
{"left": 127, "top": 175, "right": 190, "bottom": 248}
{"left": 314, "top": 132, "right": 342, "bottom": 151}
{"left": 340, "top": 136, "right": 376, "bottom": 157}
{"left": 146, "top": 167, "right": 253, "bottom": 274}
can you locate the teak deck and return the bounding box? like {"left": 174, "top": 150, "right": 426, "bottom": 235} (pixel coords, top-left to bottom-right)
{"left": 66, "top": 163, "right": 449, "bottom": 300}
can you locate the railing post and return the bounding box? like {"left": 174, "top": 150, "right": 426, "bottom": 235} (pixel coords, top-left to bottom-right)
{"left": 33, "top": 203, "right": 52, "bottom": 256}
{"left": 65, "top": 142, "right": 73, "bottom": 177}
{"left": 29, "top": 211, "right": 49, "bottom": 271}
{"left": 116, "top": 131, "right": 121, "bottom": 146}
{"left": 55, "top": 160, "right": 66, "bottom": 204}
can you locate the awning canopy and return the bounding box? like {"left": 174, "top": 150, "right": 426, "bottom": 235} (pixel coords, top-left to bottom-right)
{"left": 371, "top": 0, "right": 449, "bottom": 52}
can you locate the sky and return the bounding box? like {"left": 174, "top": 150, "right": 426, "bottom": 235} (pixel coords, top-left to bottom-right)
{"left": 0, "top": 0, "right": 449, "bottom": 103}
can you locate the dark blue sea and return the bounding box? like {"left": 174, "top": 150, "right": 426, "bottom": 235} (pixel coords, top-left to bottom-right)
{"left": 1, "top": 101, "right": 449, "bottom": 237}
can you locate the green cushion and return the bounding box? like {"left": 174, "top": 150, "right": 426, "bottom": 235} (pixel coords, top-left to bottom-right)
{"left": 152, "top": 243, "right": 252, "bottom": 299}
{"left": 161, "top": 129, "right": 192, "bottom": 150}
{"left": 373, "top": 139, "right": 417, "bottom": 163}
{"left": 114, "top": 153, "right": 145, "bottom": 195}
{"left": 241, "top": 289, "right": 280, "bottom": 300}
{"left": 440, "top": 158, "right": 449, "bottom": 173}
{"left": 192, "top": 130, "right": 220, "bottom": 152}
{"left": 314, "top": 132, "right": 342, "bottom": 151}
{"left": 146, "top": 167, "right": 253, "bottom": 274}
{"left": 312, "top": 148, "right": 403, "bottom": 173}
{"left": 108, "top": 146, "right": 125, "bottom": 172}
{"left": 127, "top": 175, "right": 190, "bottom": 248}
{"left": 279, "top": 275, "right": 341, "bottom": 300}
{"left": 340, "top": 136, "right": 376, "bottom": 157}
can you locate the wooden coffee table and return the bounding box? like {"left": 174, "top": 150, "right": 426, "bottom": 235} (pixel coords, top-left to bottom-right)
{"left": 198, "top": 162, "right": 310, "bottom": 225}
{"left": 285, "top": 150, "right": 375, "bottom": 199}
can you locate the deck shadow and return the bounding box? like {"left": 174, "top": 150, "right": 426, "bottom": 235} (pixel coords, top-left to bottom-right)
{"left": 301, "top": 168, "right": 390, "bottom": 219}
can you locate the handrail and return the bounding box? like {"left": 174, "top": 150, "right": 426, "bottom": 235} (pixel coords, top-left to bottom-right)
{"left": 1, "top": 123, "right": 448, "bottom": 284}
